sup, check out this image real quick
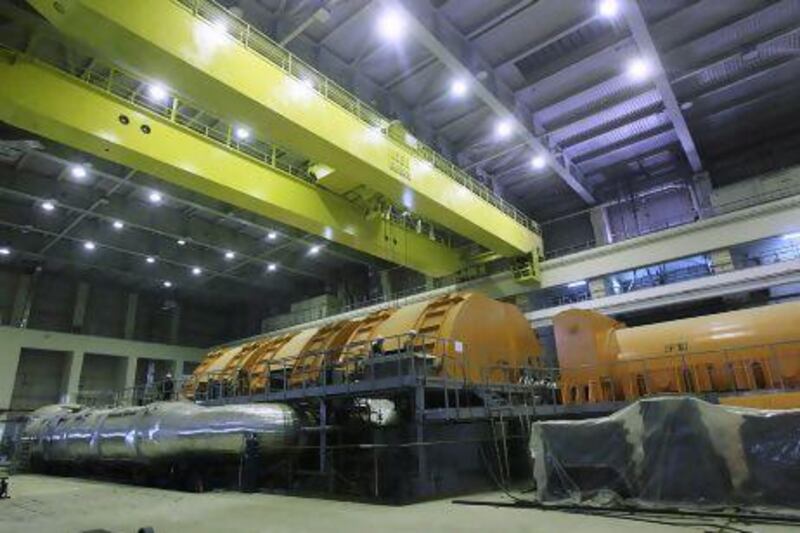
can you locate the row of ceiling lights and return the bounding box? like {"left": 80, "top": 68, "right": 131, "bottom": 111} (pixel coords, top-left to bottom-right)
{"left": 376, "top": 0, "right": 650, "bottom": 173}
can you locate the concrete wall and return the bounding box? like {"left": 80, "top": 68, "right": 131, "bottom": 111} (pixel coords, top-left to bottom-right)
{"left": 0, "top": 325, "right": 205, "bottom": 412}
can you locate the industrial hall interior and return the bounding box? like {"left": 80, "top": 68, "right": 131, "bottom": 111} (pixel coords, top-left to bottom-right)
{"left": 2, "top": 0, "right": 800, "bottom": 531}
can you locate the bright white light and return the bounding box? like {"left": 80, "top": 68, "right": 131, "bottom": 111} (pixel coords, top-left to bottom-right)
{"left": 0, "top": 247, "right": 10, "bottom": 256}
{"left": 495, "top": 119, "right": 513, "bottom": 139}
{"left": 267, "top": 263, "right": 277, "bottom": 272}
{"left": 147, "top": 83, "right": 169, "bottom": 102}
{"left": 377, "top": 8, "right": 406, "bottom": 42}
{"left": 148, "top": 191, "right": 163, "bottom": 204}
{"left": 531, "top": 155, "right": 547, "bottom": 170}
{"left": 41, "top": 201, "right": 56, "bottom": 212}
{"left": 224, "top": 250, "right": 235, "bottom": 260}
{"left": 783, "top": 232, "right": 800, "bottom": 240}
{"left": 266, "top": 231, "right": 277, "bottom": 241}
{"left": 309, "top": 245, "right": 321, "bottom": 255}
{"left": 191, "top": 266, "right": 202, "bottom": 276}
{"left": 197, "top": 19, "right": 228, "bottom": 47}
{"left": 163, "top": 280, "right": 173, "bottom": 288}
{"left": 626, "top": 57, "right": 651, "bottom": 81}
{"left": 146, "top": 256, "right": 156, "bottom": 264}
{"left": 450, "top": 79, "right": 468, "bottom": 97}
{"left": 177, "top": 239, "right": 187, "bottom": 246}
{"left": 112, "top": 220, "right": 124, "bottom": 230}
{"left": 567, "top": 280, "right": 587, "bottom": 288}
{"left": 597, "top": 0, "right": 619, "bottom": 18}
{"left": 70, "top": 165, "right": 87, "bottom": 179}
{"left": 365, "top": 126, "right": 383, "bottom": 144}
{"left": 83, "top": 241, "right": 96, "bottom": 251}
{"left": 234, "top": 126, "right": 250, "bottom": 140}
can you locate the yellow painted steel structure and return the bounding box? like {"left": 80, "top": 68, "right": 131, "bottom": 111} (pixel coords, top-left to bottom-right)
{"left": 26, "top": 0, "right": 542, "bottom": 263}
{"left": 0, "top": 51, "right": 464, "bottom": 276}
{"left": 554, "top": 301, "right": 800, "bottom": 409}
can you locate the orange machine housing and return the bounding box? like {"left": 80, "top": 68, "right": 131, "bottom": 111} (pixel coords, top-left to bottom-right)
{"left": 188, "top": 292, "right": 541, "bottom": 397}
{"left": 554, "top": 301, "right": 800, "bottom": 407}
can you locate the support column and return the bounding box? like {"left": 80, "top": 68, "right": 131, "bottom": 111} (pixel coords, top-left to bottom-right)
{"left": 0, "top": 340, "right": 23, "bottom": 411}
{"left": 708, "top": 248, "right": 735, "bottom": 274}
{"left": 588, "top": 278, "right": 607, "bottom": 299}
{"left": 122, "top": 356, "right": 139, "bottom": 406}
{"left": 60, "top": 350, "right": 85, "bottom": 404}
{"left": 589, "top": 206, "right": 613, "bottom": 246}
{"left": 71, "top": 282, "right": 90, "bottom": 333}
{"left": 379, "top": 270, "right": 392, "bottom": 301}
{"left": 10, "top": 273, "right": 33, "bottom": 328}
{"left": 124, "top": 293, "right": 138, "bottom": 340}
{"left": 169, "top": 304, "right": 182, "bottom": 345}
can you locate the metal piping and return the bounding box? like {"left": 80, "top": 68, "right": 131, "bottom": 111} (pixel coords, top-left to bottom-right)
{"left": 23, "top": 402, "right": 299, "bottom": 465}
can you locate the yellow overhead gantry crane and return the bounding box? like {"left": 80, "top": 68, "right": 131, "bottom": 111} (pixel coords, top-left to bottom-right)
{"left": 25, "top": 0, "right": 543, "bottom": 277}
{"left": 0, "top": 51, "right": 462, "bottom": 276}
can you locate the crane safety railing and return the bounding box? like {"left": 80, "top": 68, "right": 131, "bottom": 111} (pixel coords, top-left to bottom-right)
{"left": 170, "top": 0, "right": 539, "bottom": 235}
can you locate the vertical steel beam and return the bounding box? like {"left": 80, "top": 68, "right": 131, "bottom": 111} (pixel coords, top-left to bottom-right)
{"left": 622, "top": 0, "right": 703, "bottom": 173}
{"left": 71, "top": 281, "right": 90, "bottom": 333}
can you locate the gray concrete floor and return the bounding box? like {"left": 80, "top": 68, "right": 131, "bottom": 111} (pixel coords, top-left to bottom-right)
{"left": 0, "top": 474, "right": 796, "bottom": 533}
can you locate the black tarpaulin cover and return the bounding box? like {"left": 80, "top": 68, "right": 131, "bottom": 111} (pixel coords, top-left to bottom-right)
{"left": 530, "top": 396, "right": 800, "bottom": 508}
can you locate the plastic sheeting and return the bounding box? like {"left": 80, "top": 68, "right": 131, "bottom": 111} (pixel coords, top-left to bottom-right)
{"left": 530, "top": 396, "right": 800, "bottom": 508}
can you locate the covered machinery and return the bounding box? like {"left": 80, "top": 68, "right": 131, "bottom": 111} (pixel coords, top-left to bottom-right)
{"left": 188, "top": 292, "right": 541, "bottom": 398}
{"left": 554, "top": 301, "right": 800, "bottom": 407}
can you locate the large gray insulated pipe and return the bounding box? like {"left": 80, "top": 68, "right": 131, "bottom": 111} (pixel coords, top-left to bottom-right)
{"left": 22, "top": 402, "right": 299, "bottom": 465}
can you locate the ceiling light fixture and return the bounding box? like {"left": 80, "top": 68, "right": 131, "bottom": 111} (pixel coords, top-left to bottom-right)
{"left": 309, "top": 245, "right": 321, "bottom": 255}
{"left": 626, "top": 57, "right": 651, "bottom": 81}
{"left": 597, "top": 0, "right": 620, "bottom": 18}
{"left": 146, "top": 256, "right": 156, "bottom": 264}
{"left": 234, "top": 126, "right": 250, "bottom": 140}
{"left": 224, "top": 250, "right": 235, "bottom": 260}
{"left": 266, "top": 231, "right": 277, "bottom": 241}
{"left": 112, "top": 220, "right": 124, "bottom": 230}
{"left": 495, "top": 119, "right": 513, "bottom": 139}
{"left": 267, "top": 263, "right": 277, "bottom": 272}
{"left": 177, "top": 239, "right": 187, "bottom": 246}
{"left": 163, "top": 280, "right": 173, "bottom": 288}
{"left": 191, "top": 266, "right": 202, "bottom": 276}
{"left": 567, "top": 280, "right": 587, "bottom": 288}
{"left": 450, "top": 79, "right": 468, "bottom": 98}
{"left": 0, "top": 247, "right": 10, "bottom": 256}
{"left": 148, "top": 191, "right": 163, "bottom": 204}
{"left": 531, "top": 155, "right": 547, "bottom": 170}
{"left": 83, "top": 241, "right": 96, "bottom": 251}
{"left": 147, "top": 83, "right": 169, "bottom": 102}
{"left": 377, "top": 8, "right": 407, "bottom": 42}
{"left": 70, "top": 165, "right": 88, "bottom": 179}
{"left": 41, "top": 200, "right": 56, "bottom": 212}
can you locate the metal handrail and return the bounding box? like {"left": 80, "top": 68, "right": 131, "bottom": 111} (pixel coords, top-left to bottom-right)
{"left": 170, "top": 0, "right": 540, "bottom": 234}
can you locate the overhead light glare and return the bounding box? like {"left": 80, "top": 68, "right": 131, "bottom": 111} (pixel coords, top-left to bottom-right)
{"left": 495, "top": 119, "right": 513, "bottom": 139}
{"left": 148, "top": 191, "right": 163, "bottom": 204}
{"left": 567, "top": 280, "right": 587, "bottom": 288}
{"left": 112, "top": 220, "right": 124, "bottom": 230}
{"left": 224, "top": 250, "right": 235, "bottom": 260}
{"left": 147, "top": 83, "right": 169, "bottom": 102}
{"left": 234, "top": 126, "right": 250, "bottom": 140}
{"left": 531, "top": 155, "right": 547, "bottom": 170}
{"left": 163, "top": 280, "right": 173, "bottom": 288}
{"left": 267, "top": 263, "right": 277, "bottom": 272}
{"left": 41, "top": 200, "right": 56, "bottom": 212}
{"left": 309, "top": 244, "right": 321, "bottom": 255}
{"left": 0, "top": 247, "right": 10, "bottom": 256}
{"left": 450, "top": 79, "right": 468, "bottom": 98}
{"left": 83, "top": 241, "right": 96, "bottom": 251}
{"left": 146, "top": 256, "right": 156, "bottom": 264}
{"left": 191, "top": 266, "right": 202, "bottom": 276}
{"left": 626, "top": 57, "right": 651, "bottom": 81}
{"left": 266, "top": 231, "right": 277, "bottom": 241}
{"left": 597, "top": 0, "right": 620, "bottom": 18}
{"left": 70, "top": 165, "right": 88, "bottom": 179}
{"left": 377, "top": 8, "right": 406, "bottom": 42}
{"left": 177, "top": 239, "right": 187, "bottom": 246}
